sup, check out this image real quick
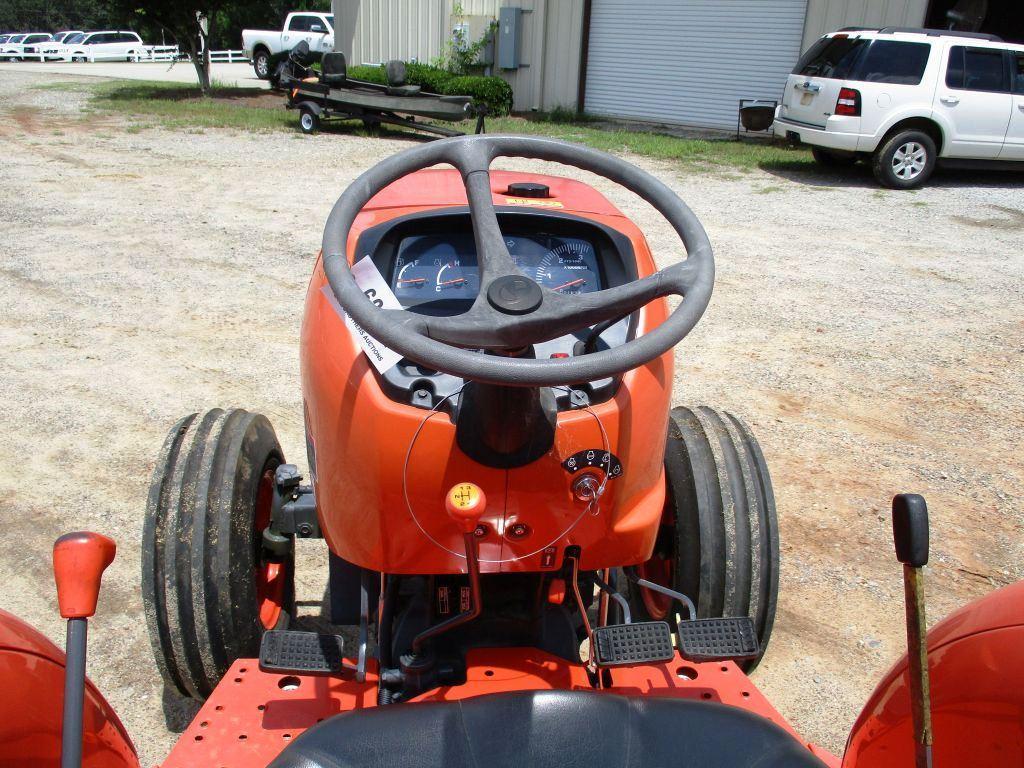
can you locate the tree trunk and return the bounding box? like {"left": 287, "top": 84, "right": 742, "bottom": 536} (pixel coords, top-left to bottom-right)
{"left": 185, "top": 12, "right": 212, "bottom": 95}
{"left": 185, "top": 35, "right": 210, "bottom": 94}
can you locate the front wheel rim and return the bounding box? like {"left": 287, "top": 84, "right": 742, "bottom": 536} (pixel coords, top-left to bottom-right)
{"left": 254, "top": 467, "right": 287, "bottom": 629}
{"left": 892, "top": 141, "right": 926, "bottom": 180}
{"left": 301, "top": 113, "right": 314, "bottom": 130}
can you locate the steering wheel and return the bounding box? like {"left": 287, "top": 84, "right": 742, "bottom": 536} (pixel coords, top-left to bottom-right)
{"left": 321, "top": 135, "right": 714, "bottom": 387}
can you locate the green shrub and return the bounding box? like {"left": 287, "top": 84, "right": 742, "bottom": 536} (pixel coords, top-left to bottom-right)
{"left": 442, "top": 75, "right": 513, "bottom": 117}
{"left": 346, "top": 64, "right": 387, "bottom": 84}
{"left": 403, "top": 62, "right": 453, "bottom": 93}
{"left": 344, "top": 62, "right": 513, "bottom": 117}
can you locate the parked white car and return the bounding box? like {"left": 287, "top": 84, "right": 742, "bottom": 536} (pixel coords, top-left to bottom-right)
{"left": 242, "top": 11, "right": 334, "bottom": 80}
{"left": 40, "top": 32, "right": 85, "bottom": 61}
{"left": 774, "top": 27, "right": 1024, "bottom": 188}
{"left": 51, "top": 30, "right": 83, "bottom": 44}
{"left": 59, "top": 30, "right": 146, "bottom": 62}
{"left": 2, "top": 33, "right": 52, "bottom": 61}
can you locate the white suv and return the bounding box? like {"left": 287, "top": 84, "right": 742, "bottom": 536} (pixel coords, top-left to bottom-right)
{"left": 60, "top": 30, "right": 145, "bottom": 62}
{"left": 773, "top": 28, "right": 1024, "bottom": 188}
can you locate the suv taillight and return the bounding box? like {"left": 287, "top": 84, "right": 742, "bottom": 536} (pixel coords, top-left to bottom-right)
{"left": 835, "top": 87, "right": 861, "bottom": 117}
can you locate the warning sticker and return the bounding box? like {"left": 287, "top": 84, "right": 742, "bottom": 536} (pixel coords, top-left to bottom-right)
{"left": 504, "top": 197, "right": 564, "bottom": 208}
{"left": 320, "top": 256, "right": 403, "bottom": 374}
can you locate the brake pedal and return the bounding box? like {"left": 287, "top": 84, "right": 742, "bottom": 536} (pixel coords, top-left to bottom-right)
{"left": 592, "top": 621, "right": 675, "bottom": 666}
{"left": 259, "top": 629, "right": 346, "bottom": 675}
{"left": 676, "top": 617, "right": 759, "bottom": 663}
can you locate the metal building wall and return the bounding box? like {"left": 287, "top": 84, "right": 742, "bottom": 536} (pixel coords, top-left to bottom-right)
{"left": 801, "top": 0, "right": 929, "bottom": 50}
{"left": 331, "top": 0, "right": 585, "bottom": 112}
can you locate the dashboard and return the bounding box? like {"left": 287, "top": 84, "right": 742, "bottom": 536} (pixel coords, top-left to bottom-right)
{"left": 392, "top": 233, "right": 603, "bottom": 312}
{"left": 355, "top": 208, "right": 639, "bottom": 410}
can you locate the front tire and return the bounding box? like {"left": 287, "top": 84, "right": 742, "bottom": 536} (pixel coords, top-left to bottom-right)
{"left": 142, "top": 409, "right": 295, "bottom": 700}
{"left": 252, "top": 48, "right": 270, "bottom": 79}
{"left": 872, "top": 130, "right": 936, "bottom": 189}
{"left": 626, "top": 406, "right": 779, "bottom": 672}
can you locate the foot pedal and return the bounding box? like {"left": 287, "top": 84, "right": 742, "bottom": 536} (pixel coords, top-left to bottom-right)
{"left": 676, "top": 617, "right": 759, "bottom": 663}
{"left": 259, "top": 630, "right": 346, "bottom": 675}
{"left": 592, "top": 621, "right": 675, "bottom": 666}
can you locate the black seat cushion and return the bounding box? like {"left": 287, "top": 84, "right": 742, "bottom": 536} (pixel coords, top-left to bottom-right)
{"left": 320, "top": 51, "right": 347, "bottom": 86}
{"left": 269, "top": 690, "right": 826, "bottom": 768}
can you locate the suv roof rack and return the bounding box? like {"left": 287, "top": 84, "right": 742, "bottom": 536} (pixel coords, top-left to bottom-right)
{"left": 877, "top": 27, "right": 1003, "bottom": 42}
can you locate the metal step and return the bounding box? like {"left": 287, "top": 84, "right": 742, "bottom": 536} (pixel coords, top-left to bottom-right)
{"left": 676, "top": 617, "right": 759, "bottom": 663}
{"left": 259, "top": 629, "right": 346, "bottom": 675}
{"left": 592, "top": 621, "right": 675, "bottom": 666}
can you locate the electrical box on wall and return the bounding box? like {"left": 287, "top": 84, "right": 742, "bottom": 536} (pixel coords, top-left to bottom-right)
{"left": 498, "top": 6, "right": 522, "bottom": 69}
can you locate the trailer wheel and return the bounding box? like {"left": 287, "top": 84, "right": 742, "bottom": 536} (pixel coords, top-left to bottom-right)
{"left": 626, "top": 406, "right": 779, "bottom": 672}
{"left": 299, "top": 106, "right": 320, "bottom": 135}
{"left": 142, "top": 408, "right": 294, "bottom": 700}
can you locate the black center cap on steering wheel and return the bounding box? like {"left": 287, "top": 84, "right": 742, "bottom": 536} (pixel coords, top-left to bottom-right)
{"left": 487, "top": 275, "right": 543, "bottom": 315}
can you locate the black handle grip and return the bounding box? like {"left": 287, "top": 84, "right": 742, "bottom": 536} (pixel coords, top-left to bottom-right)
{"left": 892, "top": 494, "right": 929, "bottom": 567}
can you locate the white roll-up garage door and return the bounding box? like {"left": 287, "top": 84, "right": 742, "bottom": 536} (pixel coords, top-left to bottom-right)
{"left": 584, "top": 0, "right": 807, "bottom": 130}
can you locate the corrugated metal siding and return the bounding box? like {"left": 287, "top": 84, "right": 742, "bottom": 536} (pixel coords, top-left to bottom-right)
{"left": 584, "top": 0, "right": 807, "bottom": 130}
{"left": 332, "top": 0, "right": 584, "bottom": 111}
{"left": 801, "top": 0, "right": 928, "bottom": 51}
{"left": 336, "top": 0, "right": 447, "bottom": 65}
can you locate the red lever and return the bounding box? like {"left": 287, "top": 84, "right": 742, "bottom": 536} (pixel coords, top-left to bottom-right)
{"left": 53, "top": 532, "right": 116, "bottom": 619}
{"left": 445, "top": 482, "right": 487, "bottom": 534}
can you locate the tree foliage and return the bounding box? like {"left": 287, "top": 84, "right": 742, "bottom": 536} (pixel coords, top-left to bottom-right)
{"left": 1, "top": 0, "right": 330, "bottom": 93}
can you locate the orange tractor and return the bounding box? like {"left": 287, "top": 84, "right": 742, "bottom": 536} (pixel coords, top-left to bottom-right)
{"left": 1, "top": 136, "right": 1021, "bottom": 767}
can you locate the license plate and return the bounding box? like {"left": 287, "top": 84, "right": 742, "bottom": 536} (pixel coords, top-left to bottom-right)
{"left": 800, "top": 92, "right": 813, "bottom": 106}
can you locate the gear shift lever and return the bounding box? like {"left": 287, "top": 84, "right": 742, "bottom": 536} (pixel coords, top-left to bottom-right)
{"left": 410, "top": 483, "right": 486, "bottom": 654}
{"left": 892, "top": 494, "right": 932, "bottom": 768}
{"left": 53, "top": 531, "right": 116, "bottom": 768}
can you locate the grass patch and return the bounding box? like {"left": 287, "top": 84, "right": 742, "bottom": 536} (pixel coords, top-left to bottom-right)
{"left": 81, "top": 80, "right": 814, "bottom": 172}
{"left": 91, "top": 80, "right": 291, "bottom": 133}
{"left": 487, "top": 114, "right": 812, "bottom": 172}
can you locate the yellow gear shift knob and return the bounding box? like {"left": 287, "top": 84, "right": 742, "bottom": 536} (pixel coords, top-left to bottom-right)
{"left": 445, "top": 482, "right": 486, "bottom": 534}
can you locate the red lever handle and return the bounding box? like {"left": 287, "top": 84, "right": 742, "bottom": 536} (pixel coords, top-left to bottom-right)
{"left": 53, "top": 532, "right": 116, "bottom": 619}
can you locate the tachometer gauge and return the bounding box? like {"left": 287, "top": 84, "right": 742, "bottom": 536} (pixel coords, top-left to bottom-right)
{"left": 535, "top": 240, "right": 599, "bottom": 294}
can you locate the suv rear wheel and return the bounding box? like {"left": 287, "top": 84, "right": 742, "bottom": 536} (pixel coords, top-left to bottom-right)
{"left": 873, "top": 130, "right": 936, "bottom": 189}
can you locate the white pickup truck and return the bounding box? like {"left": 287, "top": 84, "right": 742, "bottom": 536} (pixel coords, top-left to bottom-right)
{"left": 242, "top": 11, "right": 335, "bottom": 80}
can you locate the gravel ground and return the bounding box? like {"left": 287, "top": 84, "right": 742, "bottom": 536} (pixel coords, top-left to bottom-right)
{"left": 1, "top": 70, "right": 1022, "bottom": 766}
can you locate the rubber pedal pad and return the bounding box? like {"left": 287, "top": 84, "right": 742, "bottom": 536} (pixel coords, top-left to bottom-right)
{"left": 259, "top": 629, "right": 346, "bottom": 675}
{"left": 676, "top": 617, "right": 759, "bottom": 662}
{"left": 592, "top": 621, "right": 675, "bottom": 666}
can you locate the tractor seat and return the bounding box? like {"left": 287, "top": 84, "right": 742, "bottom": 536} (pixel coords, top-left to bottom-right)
{"left": 320, "top": 51, "right": 347, "bottom": 87}
{"left": 269, "top": 690, "right": 826, "bottom": 768}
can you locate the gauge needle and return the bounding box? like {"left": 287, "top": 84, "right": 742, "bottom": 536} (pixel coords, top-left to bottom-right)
{"left": 552, "top": 278, "right": 586, "bottom": 291}
{"left": 398, "top": 278, "right": 426, "bottom": 285}
{"left": 439, "top": 277, "right": 467, "bottom": 286}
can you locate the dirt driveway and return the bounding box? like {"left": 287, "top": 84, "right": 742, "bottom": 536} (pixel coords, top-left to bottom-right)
{"left": 1, "top": 71, "right": 1021, "bottom": 766}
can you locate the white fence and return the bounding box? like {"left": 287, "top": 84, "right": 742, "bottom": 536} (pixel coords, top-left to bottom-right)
{"left": 143, "top": 45, "right": 180, "bottom": 62}
{"left": 208, "top": 49, "right": 248, "bottom": 63}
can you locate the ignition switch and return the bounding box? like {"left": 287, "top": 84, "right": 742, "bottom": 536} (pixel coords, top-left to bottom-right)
{"left": 572, "top": 472, "right": 601, "bottom": 503}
